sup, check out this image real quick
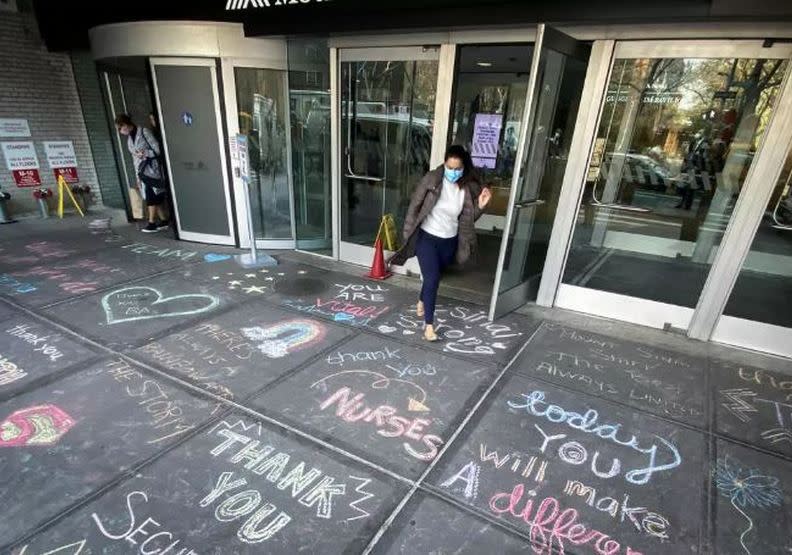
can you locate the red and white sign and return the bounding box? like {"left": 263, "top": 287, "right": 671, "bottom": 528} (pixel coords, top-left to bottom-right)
{"left": 12, "top": 169, "right": 42, "bottom": 187}
{"left": 53, "top": 167, "right": 79, "bottom": 183}
{"left": 2, "top": 141, "right": 42, "bottom": 187}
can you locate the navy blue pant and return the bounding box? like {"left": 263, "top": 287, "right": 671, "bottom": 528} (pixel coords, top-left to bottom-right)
{"left": 416, "top": 229, "right": 458, "bottom": 325}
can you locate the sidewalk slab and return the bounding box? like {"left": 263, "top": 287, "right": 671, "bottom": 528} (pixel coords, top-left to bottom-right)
{"left": 130, "top": 301, "right": 353, "bottom": 406}
{"left": 43, "top": 273, "right": 236, "bottom": 350}
{"left": 511, "top": 321, "right": 706, "bottom": 426}
{"left": 251, "top": 332, "right": 500, "bottom": 478}
{"left": 0, "top": 357, "right": 214, "bottom": 548}
{"left": 371, "top": 299, "right": 534, "bottom": 364}
{"left": 374, "top": 492, "right": 532, "bottom": 554}
{"left": 0, "top": 316, "right": 98, "bottom": 399}
{"left": 11, "top": 413, "right": 409, "bottom": 554}
{"left": 1, "top": 247, "right": 191, "bottom": 308}
{"left": 178, "top": 257, "right": 328, "bottom": 302}
{"left": 0, "top": 300, "right": 17, "bottom": 322}
{"left": 271, "top": 271, "right": 414, "bottom": 328}
{"left": 427, "top": 373, "right": 706, "bottom": 554}
{"left": 712, "top": 359, "right": 792, "bottom": 458}
{"left": 711, "top": 439, "right": 792, "bottom": 555}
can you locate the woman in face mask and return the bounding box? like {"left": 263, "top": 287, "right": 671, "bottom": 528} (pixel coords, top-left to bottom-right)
{"left": 389, "top": 145, "right": 492, "bottom": 341}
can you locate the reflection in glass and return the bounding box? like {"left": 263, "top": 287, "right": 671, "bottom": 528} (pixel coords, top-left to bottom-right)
{"left": 499, "top": 48, "right": 588, "bottom": 296}
{"left": 340, "top": 59, "right": 438, "bottom": 247}
{"left": 450, "top": 45, "right": 533, "bottom": 219}
{"left": 288, "top": 39, "right": 332, "bottom": 254}
{"left": 234, "top": 67, "right": 291, "bottom": 240}
{"left": 563, "top": 57, "right": 788, "bottom": 308}
{"left": 725, "top": 148, "right": 792, "bottom": 327}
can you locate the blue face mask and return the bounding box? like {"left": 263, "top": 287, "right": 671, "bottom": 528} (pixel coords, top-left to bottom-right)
{"left": 444, "top": 167, "right": 463, "bottom": 183}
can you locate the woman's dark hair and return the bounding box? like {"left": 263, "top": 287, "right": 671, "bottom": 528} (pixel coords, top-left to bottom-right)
{"left": 444, "top": 144, "right": 475, "bottom": 179}
{"left": 114, "top": 113, "right": 134, "bottom": 127}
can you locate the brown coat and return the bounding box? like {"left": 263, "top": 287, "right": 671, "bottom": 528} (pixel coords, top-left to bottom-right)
{"left": 389, "top": 165, "right": 485, "bottom": 267}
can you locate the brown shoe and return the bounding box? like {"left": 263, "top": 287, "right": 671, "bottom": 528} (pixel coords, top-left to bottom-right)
{"left": 424, "top": 324, "right": 438, "bottom": 342}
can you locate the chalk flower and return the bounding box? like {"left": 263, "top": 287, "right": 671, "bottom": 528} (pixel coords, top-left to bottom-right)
{"left": 713, "top": 457, "right": 783, "bottom": 554}
{"left": 714, "top": 458, "right": 783, "bottom": 509}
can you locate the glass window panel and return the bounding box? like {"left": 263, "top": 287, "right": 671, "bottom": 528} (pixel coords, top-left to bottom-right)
{"left": 563, "top": 57, "right": 788, "bottom": 308}
{"left": 341, "top": 59, "right": 437, "bottom": 246}
{"left": 288, "top": 38, "right": 332, "bottom": 254}
{"left": 234, "top": 67, "right": 291, "bottom": 240}
{"left": 724, "top": 147, "right": 792, "bottom": 327}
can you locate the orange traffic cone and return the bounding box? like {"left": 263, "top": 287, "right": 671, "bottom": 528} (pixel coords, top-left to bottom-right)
{"left": 366, "top": 236, "right": 392, "bottom": 280}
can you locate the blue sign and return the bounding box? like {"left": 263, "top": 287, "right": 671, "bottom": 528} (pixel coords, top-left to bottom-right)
{"left": 181, "top": 112, "right": 193, "bottom": 126}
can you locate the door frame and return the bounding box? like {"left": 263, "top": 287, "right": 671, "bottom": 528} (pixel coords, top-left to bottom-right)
{"left": 334, "top": 45, "right": 455, "bottom": 275}
{"left": 220, "top": 56, "right": 296, "bottom": 249}
{"left": 150, "top": 57, "right": 236, "bottom": 245}
{"left": 543, "top": 39, "right": 792, "bottom": 337}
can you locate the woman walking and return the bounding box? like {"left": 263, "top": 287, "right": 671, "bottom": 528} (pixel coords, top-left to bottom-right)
{"left": 389, "top": 145, "right": 491, "bottom": 341}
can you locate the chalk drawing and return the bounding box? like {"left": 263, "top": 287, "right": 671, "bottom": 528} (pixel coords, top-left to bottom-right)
{"left": 346, "top": 475, "right": 375, "bottom": 521}
{"left": 312, "top": 369, "right": 429, "bottom": 412}
{"left": 205, "top": 253, "right": 231, "bottom": 263}
{"left": 101, "top": 286, "right": 220, "bottom": 325}
{"left": 721, "top": 388, "right": 759, "bottom": 423}
{"left": 761, "top": 428, "right": 792, "bottom": 445}
{"left": 714, "top": 456, "right": 783, "bottom": 554}
{"left": 17, "top": 540, "right": 88, "bottom": 555}
{"left": 0, "top": 404, "right": 76, "bottom": 447}
{"left": 241, "top": 320, "right": 326, "bottom": 359}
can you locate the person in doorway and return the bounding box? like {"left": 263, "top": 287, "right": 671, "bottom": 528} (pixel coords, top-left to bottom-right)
{"left": 115, "top": 114, "right": 169, "bottom": 233}
{"left": 389, "top": 145, "right": 492, "bottom": 342}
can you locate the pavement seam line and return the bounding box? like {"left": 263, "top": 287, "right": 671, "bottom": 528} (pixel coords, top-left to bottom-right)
{"left": 360, "top": 323, "right": 542, "bottom": 554}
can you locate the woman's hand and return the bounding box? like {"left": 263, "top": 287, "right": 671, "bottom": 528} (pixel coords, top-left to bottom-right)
{"left": 478, "top": 187, "right": 492, "bottom": 210}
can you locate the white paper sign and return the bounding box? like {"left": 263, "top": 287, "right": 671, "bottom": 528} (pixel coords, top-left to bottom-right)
{"left": 43, "top": 141, "right": 78, "bottom": 168}
{"left": 236, "top": 134, "right": 249, "bottom": 182}
{"left": 0, "top": 118, "right": 31, "bottom": 138}
{"left": 1, "top": 141, "right": 39, "bottom": 170}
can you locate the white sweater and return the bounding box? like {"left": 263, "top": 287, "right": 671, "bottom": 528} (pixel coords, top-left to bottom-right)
{"left": 421, "top": 178, "right": 465, "bottom": 239}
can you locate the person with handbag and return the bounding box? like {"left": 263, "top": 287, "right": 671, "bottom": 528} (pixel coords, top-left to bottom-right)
{"left": 389, "top": 145, "right": 492, "bottom": 342}
{"left": 115, "top": 114, "right": 169, "bottom": 233}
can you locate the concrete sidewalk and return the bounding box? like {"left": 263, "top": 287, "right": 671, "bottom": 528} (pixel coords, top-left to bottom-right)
{"left": 1, "top": 215, "right": 791, "bottom": 554}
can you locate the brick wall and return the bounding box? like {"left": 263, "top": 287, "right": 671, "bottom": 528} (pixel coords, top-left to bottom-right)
{"left": 0, "top": 8, "right": 102, "bottom": 217}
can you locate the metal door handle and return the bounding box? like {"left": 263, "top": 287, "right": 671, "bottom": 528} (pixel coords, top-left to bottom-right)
{"left": 593, "top": 202, "right": 651, "bottom": 213}
{"left": 344, "top": 173, "right": 384, "bottom": 183}
{"left": 514, "top": 199, "right": 546, "bottom": 208}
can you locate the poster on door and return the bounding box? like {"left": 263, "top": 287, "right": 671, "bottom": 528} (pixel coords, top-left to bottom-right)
{"left": 471, "top": 113, "right": 503, "bottom": 169}
{"left": 1, "top": 141, "right": 42, "bottom": 187}
{"left": 44, "top": 141, "right": 79, "bottom": 183}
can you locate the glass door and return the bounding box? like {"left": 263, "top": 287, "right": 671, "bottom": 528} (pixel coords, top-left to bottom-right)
{"left": 288, "top": 39, "right": 333, "bottom": 255}
{"left": 151, "top": 58, "right": 236, "bottom": 245}
{"left": 712, "top": 144, "right": 792, "bottom": 357}
{"left": 489, "top": 26, "right": 591, "bottom": 318}
{"left": 224, "top": 60, "right": 294, "bottom": 249}
{"left": 338, "top": 47, "right": 440, "bottom": 266}
{"left": 556, "top": 41, "right": 790, "bottom": 330}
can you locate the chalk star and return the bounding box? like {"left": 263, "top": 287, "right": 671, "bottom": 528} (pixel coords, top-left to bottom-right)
{"left": 298, "top": 270, "right": 307, "bottom": 275}
{"left": 277, "top": 272, "right": 285, "bottom": 276}
{"left": 243, "top": 285, "right": 266, "bottom": 294}
{"left": 259, "top": 269, "right": 269, "bottom": 273}
{"left": 211, "top": 276, "right": 220, "bottom": 280}
{"left": 228, "top": 280, "right": 242, "bottom": 286}
{"left": 226, "top": 272, "right": 235, "bottom": 276}
{"left": 264, "top": 277, "right": 274, "bottom": 281}
{"left": 245, "top": 273, "right": 257, "bottom": 278}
